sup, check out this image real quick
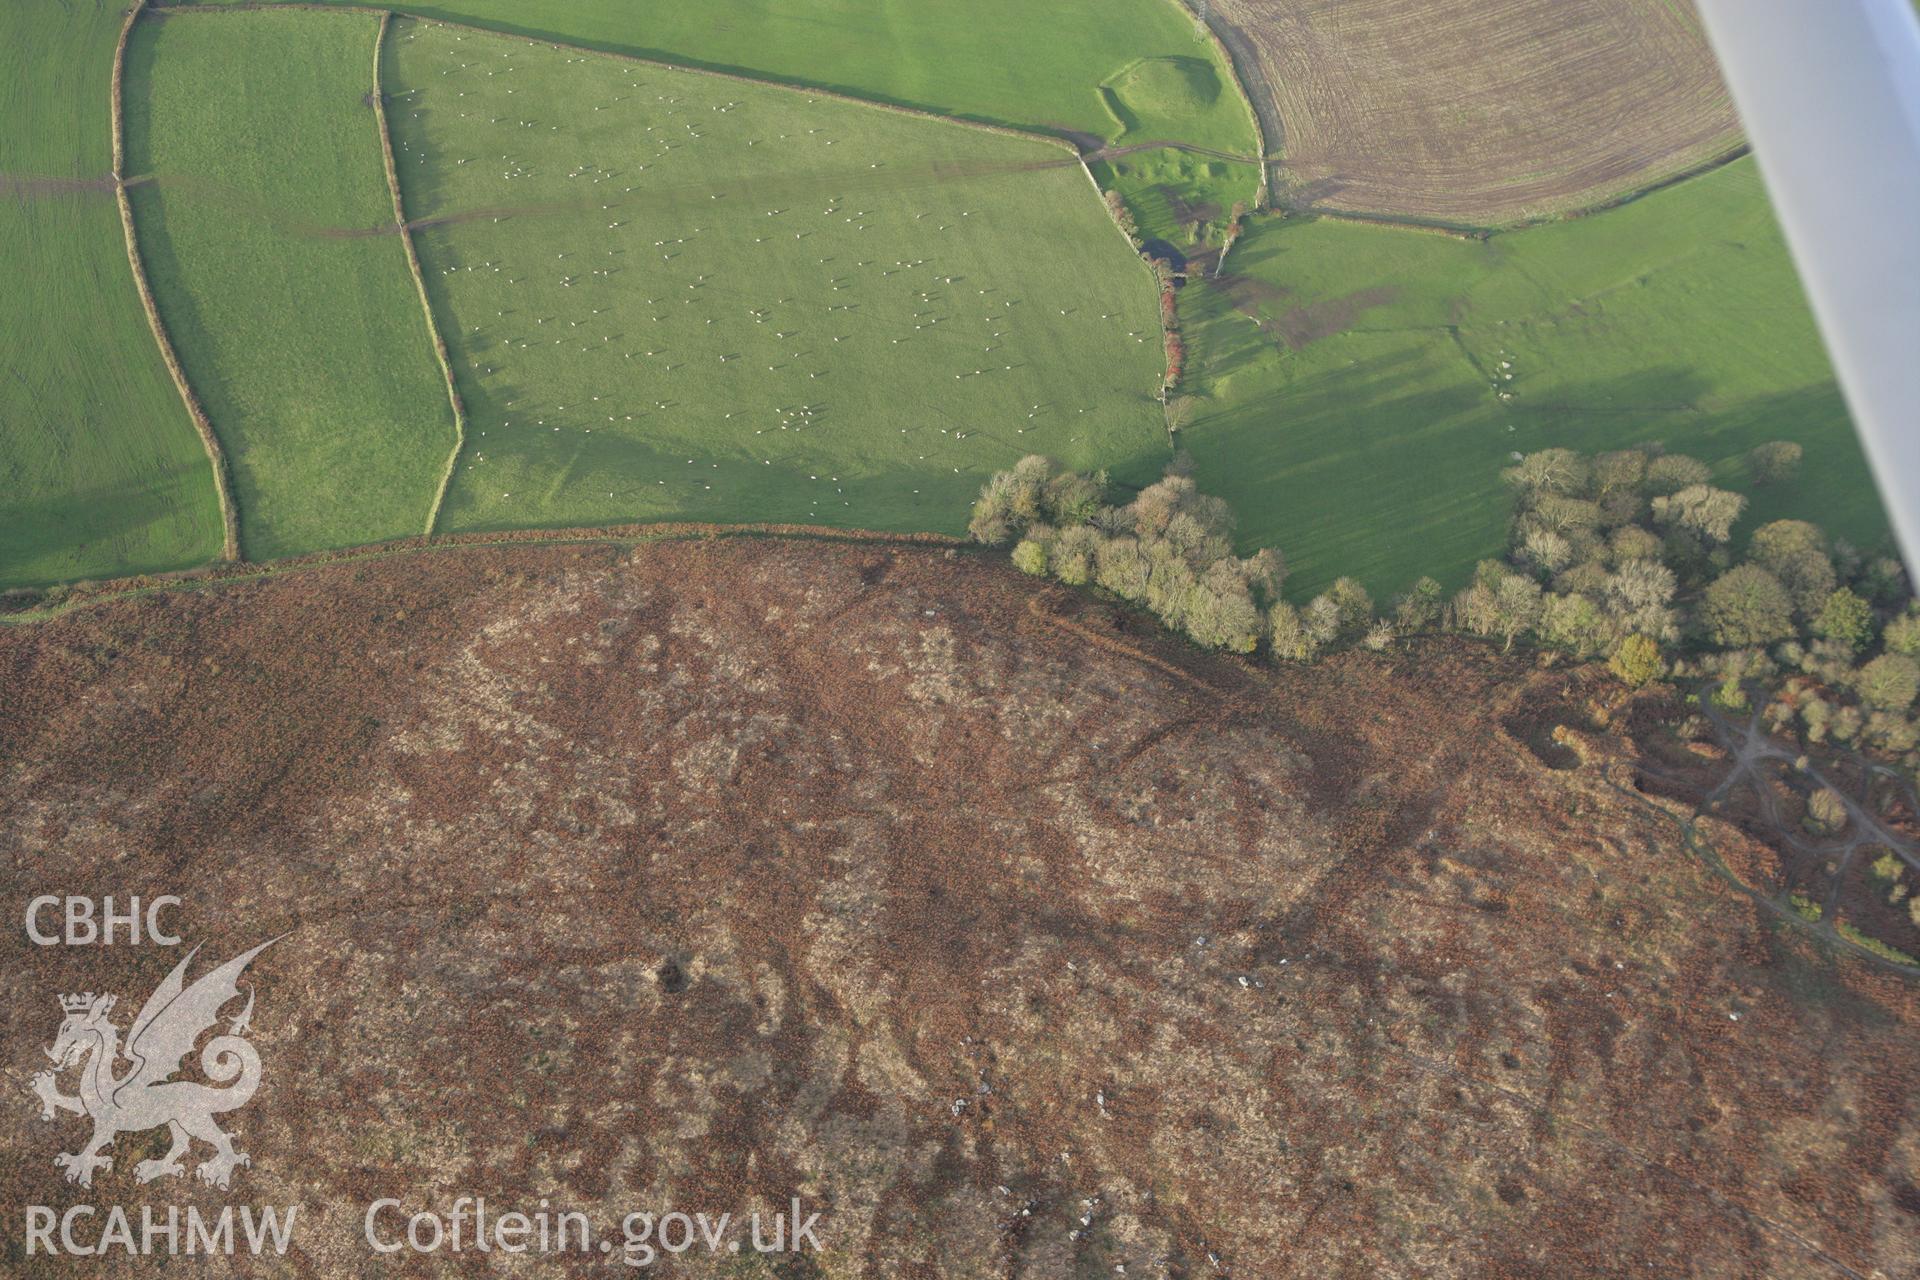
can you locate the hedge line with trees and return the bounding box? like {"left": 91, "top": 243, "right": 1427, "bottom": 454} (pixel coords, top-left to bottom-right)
{"left": 969, "top": 442, "right": 1918, "bottom": 769}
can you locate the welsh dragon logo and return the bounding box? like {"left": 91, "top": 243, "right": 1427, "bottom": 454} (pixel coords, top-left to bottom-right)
{"left": 28, "top": 938, "right": 279, "bottom": 1189}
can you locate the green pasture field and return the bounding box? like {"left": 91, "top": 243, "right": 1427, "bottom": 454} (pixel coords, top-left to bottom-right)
{"left": 189, "top": 0, "right": 1263, "bottom": 245}
{"left": 122, "top": 9, "right": 456, "bottom": 561}
{"left": 200, "top": 0, "right": 1253, "bottom": 148}
{"left": 384, "top": 18, "right": 1170, "bottom": 536}
{"left": 0, "top": 1, "right": 224, "bottom": 590}
{"left": 1180, "top": 159, "right": 1887, "bottom": 598}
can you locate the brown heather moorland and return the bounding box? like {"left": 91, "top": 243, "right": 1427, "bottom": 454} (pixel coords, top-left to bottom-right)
{"left": 1, "top": 539, "right": 1916, "bottom": 1277}
{"left": 1210, "top": 0, "right": 1742, "bottom": 225}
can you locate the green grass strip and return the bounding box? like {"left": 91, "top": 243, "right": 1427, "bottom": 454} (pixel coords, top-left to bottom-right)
{"left": 122, "top": 6, "right": 460, "bottom": 561}
{"left": 0, "top": 0, "right": 227, "bottom": 589}
{"left": 113, "top": 0, "right": 241, "bottom": 563}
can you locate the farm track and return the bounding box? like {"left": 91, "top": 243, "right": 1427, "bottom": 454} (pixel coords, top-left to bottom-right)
{"left": 1633, "top": 694, "right": 1920, "bottom": 976}
{"left": 8, "top": 138, "right": 1743, "bottom": 251}
{"left": 0, "top": 173, "right": 118, "bottom": 196}
{"left": 1026, "top": 588, "right": 1226, "bottom": 694}
{"left": 1605, "top": 721, "right": 1920, "bottom": 982}
{"left": 111, "top": 0, "right": 241, "bottom": 563}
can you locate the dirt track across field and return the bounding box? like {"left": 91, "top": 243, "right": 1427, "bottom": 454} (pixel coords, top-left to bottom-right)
{"left": 1210, "top": 0, "right": 1743, "bottom": 225}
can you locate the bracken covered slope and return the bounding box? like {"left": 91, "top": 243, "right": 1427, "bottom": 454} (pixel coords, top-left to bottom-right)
{"left": 1, "top": 539, "right": 1916, "bottom": 1277}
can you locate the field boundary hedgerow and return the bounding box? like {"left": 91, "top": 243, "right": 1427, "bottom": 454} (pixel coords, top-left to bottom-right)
{"left": 368, "top": 11, "right": 466, "bottom": 537}
{"left": 1079, "top": 155, "right": 1166, "bottom": 264}
{"left": 1074, "top": 152, "right": 1190, "bottom": 434}
{"left": 0, "top": 523, "right": 969, "bottom": 627}
{"left": 1273, "top": 147, "right": 1761, "bottom": 241}
{"left": 1081, "top": 138, "right": 1759, "bottom": 244}
{"left": 35, "top": 0, "right": 1788, "bottom": 594}
{"left": 111, "top": 0, "right": 241, "bottom": 563}
{"left": 390, "top": 16, "right": 1167, "bottom": 537}
{"left": 164, "top": 4, "right": 1272, "bottom": 240}
{"left": 176, "top": 0, "right": 1253, "bottom": 153}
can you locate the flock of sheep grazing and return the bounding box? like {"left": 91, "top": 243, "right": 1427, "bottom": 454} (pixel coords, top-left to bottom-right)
{"left": 386, "top": 20, "right": 1162, "bottom": 528}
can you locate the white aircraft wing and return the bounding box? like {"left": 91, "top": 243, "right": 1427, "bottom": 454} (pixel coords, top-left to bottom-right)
{"left": 1691, "top": 0, "right": 1920, "bottom": 570}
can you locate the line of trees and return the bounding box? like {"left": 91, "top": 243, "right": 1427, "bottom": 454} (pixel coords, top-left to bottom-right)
{"left": 971, "top": 455, "right": 1282, "bottom": 653}
{"left": 971, "top": 453, "right": 1408, "bottom": 658}
{"left": 1150, "top": 257, "right": 1183, "bottom": 392}
{"left": 968, "top": 443, "right": 1919, "bottom": 768}
{"left": 969, "top": 454, "right": 1444, "bottom": 660}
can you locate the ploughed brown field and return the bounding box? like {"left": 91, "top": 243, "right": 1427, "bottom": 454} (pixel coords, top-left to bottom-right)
{"left": 2, "top": 539, "right": 1917, "bottom": 1277}
{"left": 1211, "top": 0, "right": 1743, "bottom": 224}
